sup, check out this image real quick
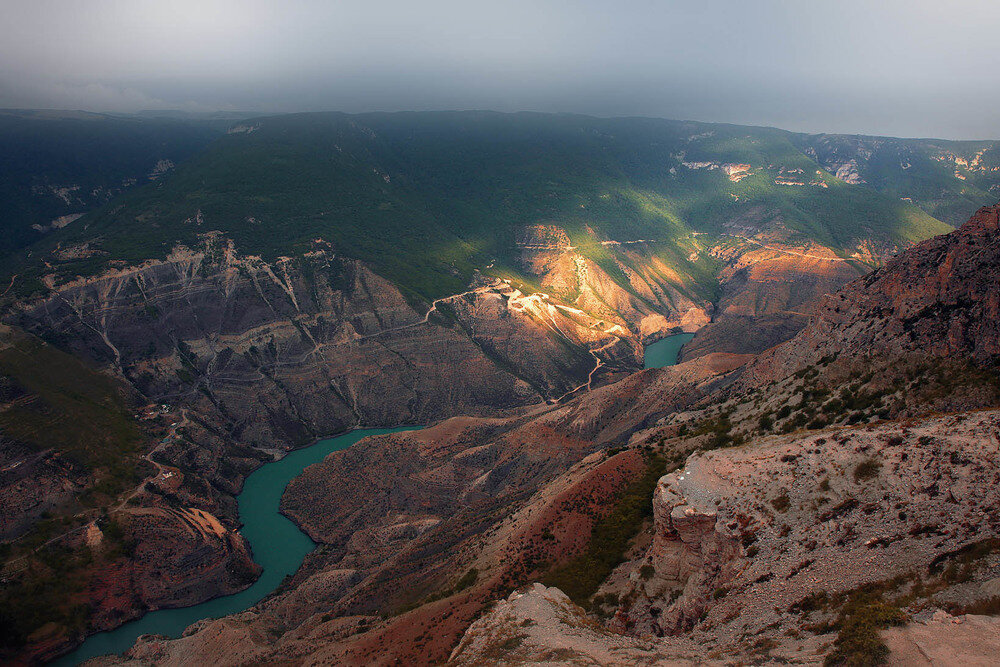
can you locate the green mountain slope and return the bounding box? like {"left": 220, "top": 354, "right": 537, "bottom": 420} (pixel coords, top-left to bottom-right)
{"left": 794, "top": 133, "right": 1000, "bottom": 226}
{"left": 7, "top": 111, "right": 952, "bottom": 302}
{"left": 0, "top": 109, "right": 227, "bottom": 256}
{"left": 0, "top": 325, "right": 141, "bottom": 477}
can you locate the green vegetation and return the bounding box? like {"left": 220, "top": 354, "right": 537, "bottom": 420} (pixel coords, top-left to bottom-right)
{"left": 543, "top": 453, "right": 669, "bottom": 605}
{"left": 5, "top": 112, "right": 951, "bottom": 306}
{"left": 792, "top": 133, "right": 1000, "bottom": 227}
{"left": 952, "top": 597, "right": 1000, "bottom": 616}
{"left": 824, "top": 594, "right": 906, "bottom": 666}
{"left": 0, "top": 109, "right": 224, "bottom": 256}
{"left": 690, "top": 411, "right": 744, "bottom": 450}
{"left": 0, "top": 515, "right": 140, "bottom": 648}
{"left": 771, "top": 355, "right": 1000, "bottom": 436}
{"left": 758, "top": 413, "right": 774, "bottom": 431}
{"left": 0, "top": 543, "right": 93, "bottom": 648}
{"left": 929, "top": 538, "right": 1000, "bottom": 584}
{"left": 0, "top": 327, "right": 142, "bottom": 494}
{"left": 0, "top": 327, "right": 147, "bottom": 646}
{"left": 853, "top": 459, "right": 882, "bottom": 483}
{"left": 787, "top": 541, "right": 1000, "bottom": 666}
{"left": 454, "top": 567, "right": 480, "bottom": 592}
{"left": 789, "top": 578, "right": 911, "bottom": 666}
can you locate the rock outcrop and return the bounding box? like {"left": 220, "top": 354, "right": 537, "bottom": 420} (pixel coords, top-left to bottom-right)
{"left": 741, "top": 204, "right": 1000, "bottom": 385}
{"left": 615, "top": 410, "right": 1000, "bottom": 655}
{"left": 449, "top": 584, "right": 709, "bottom": 666}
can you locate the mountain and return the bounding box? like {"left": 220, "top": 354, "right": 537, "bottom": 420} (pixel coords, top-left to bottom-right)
{"left": 0, "top": 111, "right": 990, "bottom": 663}
{"left": 7, "top": 112, "right": 949, "bottom": 299}
{"left": 3, "top": 112, "right": 954, "bottom": 386}
{"left": 0, "top": 109, "right": 227, "bottom": 257}
{"left": 795, "top": 133, "right": 1000, "bottom": 227}
{"left": 101, "top": 206, "right": 1000, "bottom": 666}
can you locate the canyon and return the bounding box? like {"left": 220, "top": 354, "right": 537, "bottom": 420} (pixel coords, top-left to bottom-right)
{"left": 85, "top": 205, "right": 1000, "bottom": 666}
{"left": 0, "top": 111, "right": 998, "bottom": 666}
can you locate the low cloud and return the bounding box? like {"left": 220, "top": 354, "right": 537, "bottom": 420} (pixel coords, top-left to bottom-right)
{"left": 2, "top": 0, "right": 999, "bottom": 138}
{"left": 0, "top": 77, "right": 217, "bottom": 113}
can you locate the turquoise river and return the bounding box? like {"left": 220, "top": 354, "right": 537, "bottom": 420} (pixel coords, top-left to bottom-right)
{"left": 55, "top": 426, "right": 418, "bottom": 666}
{"left": 57, "top": 331, "right": 693, "bottom": 664}
{"left": 643, "top": 332, "right": 695, "bottom": 369}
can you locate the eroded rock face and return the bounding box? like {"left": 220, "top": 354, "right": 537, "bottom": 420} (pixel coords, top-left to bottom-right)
{"left": 682, "top": 211, "right": 870, "bottom": 361}
{"left": 19, "top": 205, "right": 997, "bottom": 663}
{"left": 13, "top": 242, "right": 541, "bottom": 449}
{"left": 83, "top": 206, "right": 1000, "bottom": 666}
{"left": 613, "top": 410, "right": 1000, "bottom": 658}
{"left": 741, "top": 205, "right": 1000, "bottom": 386}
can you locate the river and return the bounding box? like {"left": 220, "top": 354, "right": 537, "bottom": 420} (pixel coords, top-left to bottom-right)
{"left": 55, "top": 426, "right": 419, "bottom": 666}
{"left": 58, "top": 335, "right": 692, "bottom": 664}
{"left": 643, "top": 332, "right": 695, "bottom": 369}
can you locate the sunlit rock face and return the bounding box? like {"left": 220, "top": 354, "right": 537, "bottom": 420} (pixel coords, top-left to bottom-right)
{"left": 12, "top": 226, "right": 714, "bottom": 452}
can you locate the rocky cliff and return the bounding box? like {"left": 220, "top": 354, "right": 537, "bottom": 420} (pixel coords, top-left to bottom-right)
{"left": 13, "top": 239, "right": 536, "bottom": 448}
{"left": 1, "top": 223, "right": 713, "bottom": 660}
{"left": 12, "top": 230, "right": 715, "bottom": 444}
{"left": 80, "top": 204, "right": 1000, "bottom": 666}
{"left": 740, "top": 204, "right": 1000, "bottom": 386}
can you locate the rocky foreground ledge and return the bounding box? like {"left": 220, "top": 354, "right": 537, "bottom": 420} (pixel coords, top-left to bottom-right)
{"left": 449, "top": 409, "right": 1000, "bottom": 666}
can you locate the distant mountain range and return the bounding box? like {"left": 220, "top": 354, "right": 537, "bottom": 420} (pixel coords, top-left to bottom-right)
{"left": 6, "top": 110, "right": 994, "bottom": 303}
{"left": 0, "top": 109, "right": 230, "bottom": 257}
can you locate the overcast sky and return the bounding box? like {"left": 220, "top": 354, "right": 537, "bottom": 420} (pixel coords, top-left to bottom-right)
{"left": 2, "top": 0, "right": 998, "bottom": 139}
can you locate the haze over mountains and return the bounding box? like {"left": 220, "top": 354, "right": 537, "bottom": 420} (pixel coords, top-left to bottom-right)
{"left": 5, "top": 1, "right": 1000, "bottom": 139}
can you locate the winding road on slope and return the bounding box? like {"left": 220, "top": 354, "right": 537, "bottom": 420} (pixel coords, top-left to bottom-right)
{"left": 721, "top": 234, "right": 852, "bottom": 262}
{"left": 554, "top": 338, "right": 621, "bottom": 403}
{"left": 2, "top": 409, "right": 192, "bottom": 575}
